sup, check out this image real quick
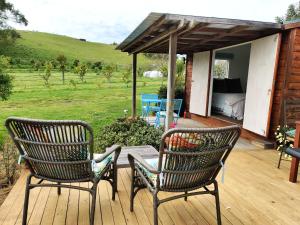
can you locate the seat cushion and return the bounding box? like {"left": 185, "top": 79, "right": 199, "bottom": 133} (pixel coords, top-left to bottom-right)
{"left": 137, "top": 157, "right": 166, "bottom": 186}
{"left": 93, "top": 155, "right": 113, "bottom": 177}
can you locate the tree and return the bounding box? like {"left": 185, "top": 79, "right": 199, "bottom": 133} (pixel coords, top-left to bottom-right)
{"left": 0, "top": 55, "right": 13, "bottom": 100}
{"left": 276, "top": 2, "right": 300, "bottom": 23}
{"left": 0, "top": 0, "right": 28, "bottom": 42}
{"left": 33, "top": 60, "right": 42, "bottom": 72}
{"left": 72, "top": 59, "right": 80, "bottom": 69}
{"left": 92, "top": 61, "right": 102, "bottom": 75}
{"left": 56, "top": 54, "right": 67, "bottom": 84}
{"left": 41, "top": 61, "right": 53, "bottom": 86}
{"left": 75, "top": 63, "right": 88, "bottom": 82}
{"left": 102, "top": 64, "right": 114, "bottom": 82}
{"left": 122, "top": 67, "right": 131, "bottom": 88}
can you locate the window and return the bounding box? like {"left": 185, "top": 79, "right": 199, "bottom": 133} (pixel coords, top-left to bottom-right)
{"left": 213, "top": 59, "right": 230, "bottom": 78}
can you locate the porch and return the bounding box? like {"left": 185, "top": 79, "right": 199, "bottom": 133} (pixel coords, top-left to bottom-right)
{"left": 1, "top": 143, "right": 299, "bottom": 225}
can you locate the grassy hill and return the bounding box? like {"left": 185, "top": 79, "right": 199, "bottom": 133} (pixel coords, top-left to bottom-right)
{"left": 0, "top": 30, "right": 152, "bottom": 66}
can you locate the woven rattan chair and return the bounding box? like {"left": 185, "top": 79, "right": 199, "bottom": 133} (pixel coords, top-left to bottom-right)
{"left": 5, "top": 117, "right": 121, "bottom": 225}
{"left": 128, "top": 126, "right": 240, "bottom": 225}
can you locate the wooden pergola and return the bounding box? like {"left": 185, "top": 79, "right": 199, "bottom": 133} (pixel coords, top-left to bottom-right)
{"left": 117, "top": 12, "right": 282, "bottom": 130}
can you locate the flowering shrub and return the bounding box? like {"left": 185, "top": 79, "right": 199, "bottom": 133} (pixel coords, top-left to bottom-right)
{"left": 275, "top": 125, "right": 294, "bottom": 158}
{"left": 95, "top": 118, "right": 163, "bottom": 153}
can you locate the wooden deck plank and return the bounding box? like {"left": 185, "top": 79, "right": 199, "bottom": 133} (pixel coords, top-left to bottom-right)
{"left": 120, "top": 169, "right": 153, "bottom": 225}
{"left": 52, "top": 187, "right": 70, "bottom": 225}
{"left": 1, "top": 149, "right": 300, "bottom": 225}
{"left": 98, "top": 180, "right": 114, "bottom": 225}
{"left": 40, "top": 187, "right": 59, "bottom": 225}
{"left": 14, "top": 180, "right": 42, "bottom": 225}
{"left": 0, "top": 171, "right": 27, "bottom": 225}
{"left": 78, "top": 182, "right": 90, "bottom": 225}
{"left": 123, "top": 169, "right": 174, "bottom": 225}
{"left": 65, "top": 184, "right": 79, "bottom": 225}
{"left": 105, "top": 180, "right": 128, "bottom": 225}
{"left": 27, "top": 186, "right": 51, "bottom": 225}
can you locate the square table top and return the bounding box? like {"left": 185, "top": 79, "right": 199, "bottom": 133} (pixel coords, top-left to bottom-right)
{"left": 95, "top": 145, "right": 159, "bottom": 168}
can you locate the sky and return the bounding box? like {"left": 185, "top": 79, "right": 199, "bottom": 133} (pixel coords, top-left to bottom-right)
{"left": 10, "top": 0, "right": 292, "bottom": 44}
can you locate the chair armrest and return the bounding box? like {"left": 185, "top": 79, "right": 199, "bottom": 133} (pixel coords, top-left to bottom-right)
{"left": 94, "top": 145, "right": 121, "bottom": 163}
{"left": 286, "top": 147, "right": 300, "bottom": 159}
{"left": 128, "top": 152, "right": 160, "bottom": 174}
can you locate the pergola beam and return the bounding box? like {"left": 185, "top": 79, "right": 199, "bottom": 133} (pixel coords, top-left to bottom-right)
{"left": 132, "top": 20, "right": 184, "bottom": 54}
{"left": 165, "top": 33, "right": 177, "bottom": 131}
{"left": 132, "top": 53, "right": 137, "bottom": 118}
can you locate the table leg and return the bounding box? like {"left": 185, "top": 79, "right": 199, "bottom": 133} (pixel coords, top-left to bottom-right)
{"left": 289, "top": 157, "right": 299, "bottom": 183}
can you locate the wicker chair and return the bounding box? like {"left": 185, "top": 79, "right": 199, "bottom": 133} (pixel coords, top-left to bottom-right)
{"left": 128, "top": 126, "right": 240, "bottom": 225}
{"left": 5, "top": 117, "right": 121, "bottom": 225}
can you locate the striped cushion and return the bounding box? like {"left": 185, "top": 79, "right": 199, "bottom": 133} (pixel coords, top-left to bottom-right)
{"left": 137, "top": 157, "right": 167, "bottom": 187}
{"left": 93, "top": 155, "right": 112, "bottom": 177}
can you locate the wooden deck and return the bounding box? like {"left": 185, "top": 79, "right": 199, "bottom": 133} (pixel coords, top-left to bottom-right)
{"left": 1, "top": 148, "right": 300, "bottom": 225}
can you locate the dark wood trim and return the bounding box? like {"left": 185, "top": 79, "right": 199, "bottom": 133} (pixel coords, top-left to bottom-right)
{"left": 289, "top": 121, "right": 300, "bottom": 182}
{"left": 284, "top": 22, "right": 300, "bottom": 30}
{"left": 265, "top": 33, "right": 282, "bottom": 138}
{"left": 190, "top": 113, "right": 269, "bottom": 141}
{"left": 205, "top": 50, "right": 213, "bottom": 117}
{"left": 132, "top": 53, "right": 137, "bottom": 118}
{"left": 281, "top": 29, "right": 296, "bottom": 125}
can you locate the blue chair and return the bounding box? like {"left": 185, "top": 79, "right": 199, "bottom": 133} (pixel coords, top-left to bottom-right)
{"left": 155, "top": 99, "right": 183, "bottom": 127}
{"left": 141, "top": 94, "right": 160, "bottom": 117}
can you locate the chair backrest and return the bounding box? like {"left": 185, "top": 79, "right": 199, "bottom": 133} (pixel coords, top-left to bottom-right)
{"left": 5, "top": 117, "right": 94, "bottom": 181}
{"left": 141, "top": 94, "right": 158, "bottom": 100}
{"left": 159, "top": 99, "right": 183, "bottom": 113}
{"left": 156, "top": 126, "right": 240, "bottom": 191}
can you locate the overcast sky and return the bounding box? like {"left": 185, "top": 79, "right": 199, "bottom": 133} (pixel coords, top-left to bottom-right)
{"left": 10, "top": 0, "right": 291, "bottom": 44}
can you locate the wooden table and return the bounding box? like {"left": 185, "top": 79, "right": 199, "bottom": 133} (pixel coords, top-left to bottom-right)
{"left": 107, "top": 145, "right": 158, "bottom": 168}
{"left": 289, "top": 121, "right": 300, "bottom": 182}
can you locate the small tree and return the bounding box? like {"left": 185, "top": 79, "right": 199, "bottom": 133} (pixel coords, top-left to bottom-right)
{"left": 41, "top": 61, "right": 53, "bottom": 86}
{"left": 75, "top": 63, "right": 88, "bottom": 82}
{"left": 122, "top": 67, "right": 131, "bottom": 88}
{"left": 102, "top": 64, "right": 114, "bottom": 82}
{"left": 56, "top": 54, "right": 67, "bottom": 84}
{"left": 33, "top": 60, "right": 42, "bottom": 72}
{"left": 137, "top": 66, "right": 144, "bottom": 77}
{"left": 0, "top": 55, "right": 13, "bottom": 100}
{"left": 92, "top": 61, "right": 102, "bottom": 75}
{"left": 276, "top": 2, "right": 300, "bottom": 23}
{"left": 72, "top": 59, "right": 80, "bottom": 69}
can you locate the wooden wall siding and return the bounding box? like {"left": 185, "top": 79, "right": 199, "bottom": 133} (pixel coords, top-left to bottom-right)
{"left": 285, "top": 28, "right": 300, "bottom": 127}
{"left": 270, "top": 28, "right": 300, "bottom": 138}
{"left": 269, "top": 30, "right": 291, "bottom": 138}
{"left": 184, "top": 54, "right": 193, "bottom": 116}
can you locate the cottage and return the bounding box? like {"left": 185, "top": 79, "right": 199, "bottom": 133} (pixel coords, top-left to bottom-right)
{"left": 117, "top": 13, "right": 300, "bottom": 141}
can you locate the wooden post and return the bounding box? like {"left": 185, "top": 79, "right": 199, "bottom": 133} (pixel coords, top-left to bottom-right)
{"left": 132, "top": 53, "right": 137, "bottom": 118}
{"left": 289, "top": 121, "right": 300, "bottom": 182}
{"left": 165, "top": 33, "right": 177, "bottom": 131}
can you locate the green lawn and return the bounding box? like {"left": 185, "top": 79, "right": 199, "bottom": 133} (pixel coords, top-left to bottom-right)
{"left": 0, "top": 70, "right": 165, "bottom": 138}
{"left": 0, "top": 30, "right": 154, "bottom": 66}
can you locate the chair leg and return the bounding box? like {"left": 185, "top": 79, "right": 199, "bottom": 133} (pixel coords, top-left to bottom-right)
{"left": 184, "top": 191, "right": 188, "bottom": 201}
{"left": 130, "top": 168, "right": 135, "bottom": 212}
{"left": 153, "top": 193, "right": 159, "bottom": 225}
{"left": 214, "top": 181, "right": 222, "bottom": 225}
{"left": 277, "top": 147, "right": 284, "bottom": 169}
{"left": 90, "top": 183, "right": 97, "bottom": 225}
{"left": 112, "top": 164, "right": 118, "bottom": 200}
{"left": 57, "top": 183, "right": 61, "bottom": 195}
{"left": 22, "top": 175, "right": 32, "bottom": 225}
